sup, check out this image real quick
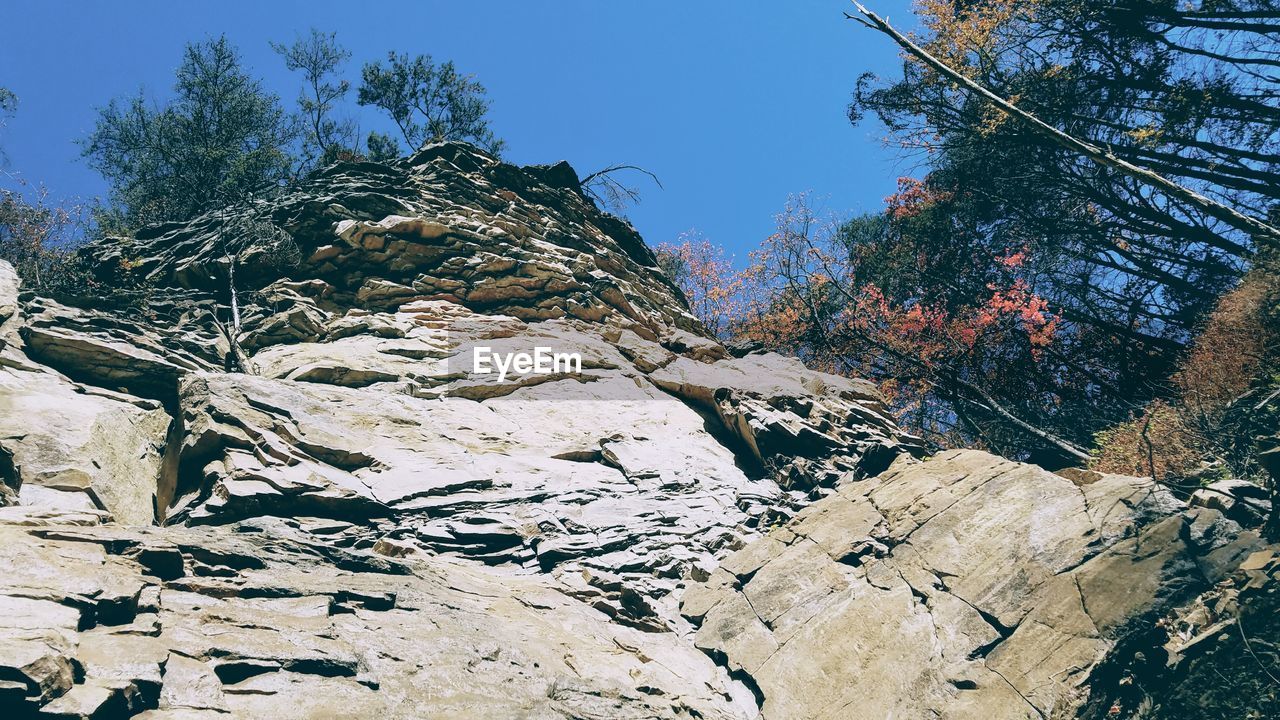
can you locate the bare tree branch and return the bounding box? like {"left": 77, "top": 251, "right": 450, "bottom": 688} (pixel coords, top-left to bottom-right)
{"left": 580, "top": 164, "right": 663, "bottom": 212}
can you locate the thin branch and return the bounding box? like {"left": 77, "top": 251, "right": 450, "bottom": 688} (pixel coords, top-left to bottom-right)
{"left": 580, "top": 164, "right": 664, "bottom": 212}
{"left": 579, "top": 164, "right": 664, "bottom": 189}
{"left": 1238, "top": 616, "right": 1280, "bottom": 688}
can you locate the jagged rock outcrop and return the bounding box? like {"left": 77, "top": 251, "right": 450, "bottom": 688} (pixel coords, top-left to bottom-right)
{"left": 0, "top": 142, "right": 1269, "bottom": 718}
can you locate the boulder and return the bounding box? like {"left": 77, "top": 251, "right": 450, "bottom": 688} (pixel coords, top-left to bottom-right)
{"left": 0, "top": 260, "right": 17, "bottom": 324}
{"left": 0, "top": 364, "right": 170, "bottom": 525}
{"left": 684, "top": 450, "right": 1243, "bottom": 719}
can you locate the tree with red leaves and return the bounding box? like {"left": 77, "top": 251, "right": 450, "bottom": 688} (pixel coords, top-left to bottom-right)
{"left": 840, "top": 0, "right": 1280, "bottom": 461}
{"left": 662, "top": 189, "right": 1095, "bottom": 463}
{"left": 655, "top": 232, "right": 747, "bottom": 340}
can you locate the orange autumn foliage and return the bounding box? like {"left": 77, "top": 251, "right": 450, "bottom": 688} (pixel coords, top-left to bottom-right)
{"left": 844, "top": 278, "right": 1060, "bottom": 368}
{"left": 1092, "top": 271, "right": 1280, "bottom": 481}
{"left": 655, "top": 233, "right": 747, "bottom": 340}
{"left": 885, "top": 177, "right": 953, "bottom": 221}
{"left": 660, "top": 191, "right": 1065, "bottom": 448}
{"left": 915, "top": 0, "right": 1038, "bottom": 69}
{"left": 1175, "top": 277, "right": 1275, "bottom": 424}
{"left": 1091, "top": 400, "right": 1206, "bottom": 483}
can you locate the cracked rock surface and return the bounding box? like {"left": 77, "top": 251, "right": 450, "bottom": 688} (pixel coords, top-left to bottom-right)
{"left": 684, "top": 449, "right": 1266, "bottom": 719}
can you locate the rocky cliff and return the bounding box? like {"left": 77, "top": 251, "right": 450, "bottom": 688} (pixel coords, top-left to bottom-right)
{"left": 0, "top": 143, "right": 1272, "bottom": 719}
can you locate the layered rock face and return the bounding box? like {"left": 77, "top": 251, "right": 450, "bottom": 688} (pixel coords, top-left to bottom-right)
{"left": 0, "top": 507, "right": 755, "bottom": 719}
{"left": 0, "top": 144, "right": 915, "bottom": 718}
{"left": 0, "top": 143, "right": 1269, "bottom": 719}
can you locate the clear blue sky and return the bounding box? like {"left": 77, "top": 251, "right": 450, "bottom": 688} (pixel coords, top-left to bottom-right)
{"left": 1, "top": 1, "right": 917, "bottom": 260}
